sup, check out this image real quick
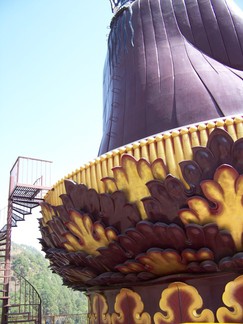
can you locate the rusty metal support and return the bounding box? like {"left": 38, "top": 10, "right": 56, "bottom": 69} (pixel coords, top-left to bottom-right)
{"left": 1, "top": 199, "right": 12, "bottom": 324}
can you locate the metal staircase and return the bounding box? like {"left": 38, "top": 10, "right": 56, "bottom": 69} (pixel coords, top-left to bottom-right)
{"left": 0, "top": 157, "right": 52, "bottom": 323}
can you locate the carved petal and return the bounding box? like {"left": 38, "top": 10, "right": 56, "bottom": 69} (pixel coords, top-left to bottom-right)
{"left": 111, "top": 288, "right": 151, "bottom": 324}
{"left": 179, "top": 165, "right": 243, "bottom": 250}
{"left": 89, "top": 293, "right": 111, "bottom": 324}
{"left": 136, "top": 249, "right": 187, "bottom": 275}
{"left": 107, "top": 155, "right": 154, "bottom": 219}
{"left": 217, "top": 275, "right": 243, "bottom": 323}
{"left": 154, "top": 282, "right": 215, "bottom": 323}
{"left": 63, "top": 210, "right": 117, "bottom": 255}
{"left": 233, "top": 138, "right": 243, "bottom": 174}
{"left": 207, "top": 128, "right": 233, "bottom": 165}
{"left": 151, "top": 158, "right": 168, "bottom": 180}
{"left": 40, "top": 202, "right": 55, "bottom": 225}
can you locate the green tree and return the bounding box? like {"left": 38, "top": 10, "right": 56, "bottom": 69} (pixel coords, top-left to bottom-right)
{"left": 11, "top": 243, "right": 88, "bottom": 316}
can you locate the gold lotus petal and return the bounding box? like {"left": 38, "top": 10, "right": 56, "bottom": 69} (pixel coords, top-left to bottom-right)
{"left": 187, "top": 198, "right": 211, "bottom": 220}
{"left": 201, "top": 181, "right": 224, "bottom": 203}
{"left": 151, "top": 159, "right": 167, "bottom": 180}
{"left": 236, "top": 175, "right": 243, "bottom": 196}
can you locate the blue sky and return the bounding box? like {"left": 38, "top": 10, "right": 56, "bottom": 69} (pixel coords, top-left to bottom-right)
{"left": 0, "top": 1, "right": 112, "bottom": 248}
{"left": 0, "top": 0, "right": 243, "bottom": 249}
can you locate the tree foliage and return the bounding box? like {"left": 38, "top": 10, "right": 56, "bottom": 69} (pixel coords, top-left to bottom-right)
{"left": 11, "top": 243, "right": 88, "bottom": 316}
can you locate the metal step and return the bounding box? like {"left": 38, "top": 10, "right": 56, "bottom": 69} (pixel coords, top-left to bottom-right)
{"left": 11, "top": 186, "right": 41, "bottom": 201}
{"left": 12, "top": 213, "right": 25, "bottom": 222}
{"left": 12, "top": 200, "right": 39, "bottom": 209}
{"left": 0, "top": 224, "right": 7, "bottom": 233}
{"left": 0, "top": 232, "right": 7, "bottom": 240}
{"left": 12, "top": 206, "right": 31, "bottom": 217}
{"left": 11, "top": 219, "right": 17, "bottom": 228}
{"left": 8, "top": 311, "right": 31, "bottom": 317}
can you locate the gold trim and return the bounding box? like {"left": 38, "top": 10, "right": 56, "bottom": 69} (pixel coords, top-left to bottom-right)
{"left": 154, "top": 282, "right": 215, "bottom": 323}
{"left": 111, "top": 288, "right": 151, "bottom": 323}
{"left": 44, "top": 116, "right": 243, "bottom": 206}
{"left": 217, "top": 275, "right": 243, "bottom": 323}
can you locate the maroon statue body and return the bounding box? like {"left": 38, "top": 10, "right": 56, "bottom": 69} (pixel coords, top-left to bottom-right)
{"left": 99, "top": 0, "right": 243, "bottom": 154}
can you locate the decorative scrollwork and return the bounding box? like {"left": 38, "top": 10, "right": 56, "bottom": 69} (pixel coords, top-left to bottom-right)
{"left": 111, "top": 288, "right": 151, "bottom": 323}
{"left": 154, "top": 282, "right": 215, "bottom": 323}
{"left": 179, "top": 165, "right": 243, "bottom": 250}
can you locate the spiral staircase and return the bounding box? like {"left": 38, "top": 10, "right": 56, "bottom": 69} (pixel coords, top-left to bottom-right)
{"left": 0, "top": 157, "right": 52, "bottom": 323}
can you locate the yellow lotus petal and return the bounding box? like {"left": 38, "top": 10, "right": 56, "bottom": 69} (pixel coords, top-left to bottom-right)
{"left": 201, "top": 181, "right": 224, "bottom": 203}
{"left": 187, "top": 198, "right": 211, "bottom": 219}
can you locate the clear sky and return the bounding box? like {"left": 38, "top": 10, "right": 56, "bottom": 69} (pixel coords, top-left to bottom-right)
{"left": 1, "top": 0, "right": 243, "bottom": 250}
{"left": 0, "top": 1, "right": 112, "bottom": 249}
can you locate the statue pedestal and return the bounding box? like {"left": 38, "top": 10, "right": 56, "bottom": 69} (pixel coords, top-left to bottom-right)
{"left": 87, "top": 273, "right": 243, "bottom": 323}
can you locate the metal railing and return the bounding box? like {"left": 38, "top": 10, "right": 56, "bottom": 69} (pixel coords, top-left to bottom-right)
{"left": 9, "top": 157, "right": 52, "bottom": 200}
{"left": 6, "top": 270, "right": 42, "bottom": 323}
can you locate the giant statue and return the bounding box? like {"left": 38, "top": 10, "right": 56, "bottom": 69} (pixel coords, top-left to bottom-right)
{"left": 40, "top": 0, "right": 243, "bottom": 323}
{"left": 99, "top": 0, "right": 243, "bottom": 153}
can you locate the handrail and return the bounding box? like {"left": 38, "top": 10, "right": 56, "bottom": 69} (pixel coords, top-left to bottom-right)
{"left": 8, "top": 269, "right": 42, "bottom": 323}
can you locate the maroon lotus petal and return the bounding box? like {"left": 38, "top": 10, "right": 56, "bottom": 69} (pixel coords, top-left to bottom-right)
{"left": 186, "top": 261, "right": 202, "bottom": 273}
{"left": 219, "top": 257, "right": 236, "bottom": 271}
{"left": 213, "top": 230, "right": 236, "bottom": 260}
{"left": 165, "top": 175, "right": 187, "bottom": 203}
{"left": 61, "top": 265, "right": 97, "bottom": 283}
{"left": 232, "top": 252, "right": 243, "bottom": 268}
{"left": 98, "top": 241, "right": 129, "bottom": 266}
{"left": 121, "top": 203, "right": 141, "bottom": 231}
{"left": 118, "top": 234, "right": 141, "bottom": 257}
{"left": 135, "top": 221, "right": 162, "bottom": 247}
{"left": 64, "top": 181, "right": 101, "bottom": 219}
{"left": 146, "top": 179, "right": 185, "bottom": 224}
{"left": 142, "top": 196, "right": 173, "bottom": 223}
{"left": 137, "top": 272, "right": 157, "bottom": 281}
{"left": 113, "top": 191, "right": 141, "bottom": 232}
{"left": 109, "top": 272, "right": 130, "bottom": 284}
{"left": 192, "top": 146, "right": 216, "bottom": 180}
{"left": 100, "top": 193, "right": 115, "bottom": 225}
{"left": 67, "top": 251, "right": 89, "bottom": 268}
{"left": 232, "top": 138, "right": 243, "bottom": 174}
{"left": 38, "top": 238, "right": 50, "bottom": 252}
{"left": 88, "top": 272, "right": 126, "bottom": 286}
{"left": 39, "top": 235, "right": 55, "bottom": 250}
{"left": 48, "top": 232, "right": 64, "bottom": 248}
{"left": 85, "top": 189, "right": 100, "bottom": 220}
{"left": 46, "top": 216, "right": 67, "bottom": 240}
{"left": 64, "top": 180, "right": 88, "bottom": 212}
{"left": 203, "top": 224, "right": 225, "bottom": 254}
{"left": 64, "top": 179, "right": 76, "bottom": 196}
{"left": 52, "top": 215, "right": 67, "bottom": 236}
{"left": 125, "top": 273, "right": 141, "bottom": 282}
{"left": 185, "top": 224, "right": 206, "bottom": 249}
{"left": 200, "top": 260, "right": 218, "bottom": 272}
{"left": 60, "top": 194, "right": 75, "bottom": 211}
{"left": 125, "top": 228, "right": 149, "bottom": 251}
{"left": 207, "top": 128, "right": 234, "bottom": 165}
{"left": 69, "top": 182, "right": 90, "bottom": 212}
{"left": 85, "top": 254, "right": 112, "bottom": 273}
{"left": 179, "top": 160, "right": 202, "bottom": 194}
{"left": 39, "top": 223, "right": 50, "bottom": 237}
{"left": 154, "top": 223, "right": 187, "bottom": 251}
{"left": 54, "top": 205, "right": 71, "bottom": 223}
{"left": 51, "top": 251, "right": 72, "bottom": 266}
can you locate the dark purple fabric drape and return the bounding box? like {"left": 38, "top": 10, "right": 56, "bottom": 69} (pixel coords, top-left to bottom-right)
{"left": 99, "top": 0, "right": 243, "bottom": 154}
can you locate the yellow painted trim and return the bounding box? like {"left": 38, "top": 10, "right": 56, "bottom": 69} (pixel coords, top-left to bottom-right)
{"left": 44, "top": 115, "right": 243, "bottom": 206}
